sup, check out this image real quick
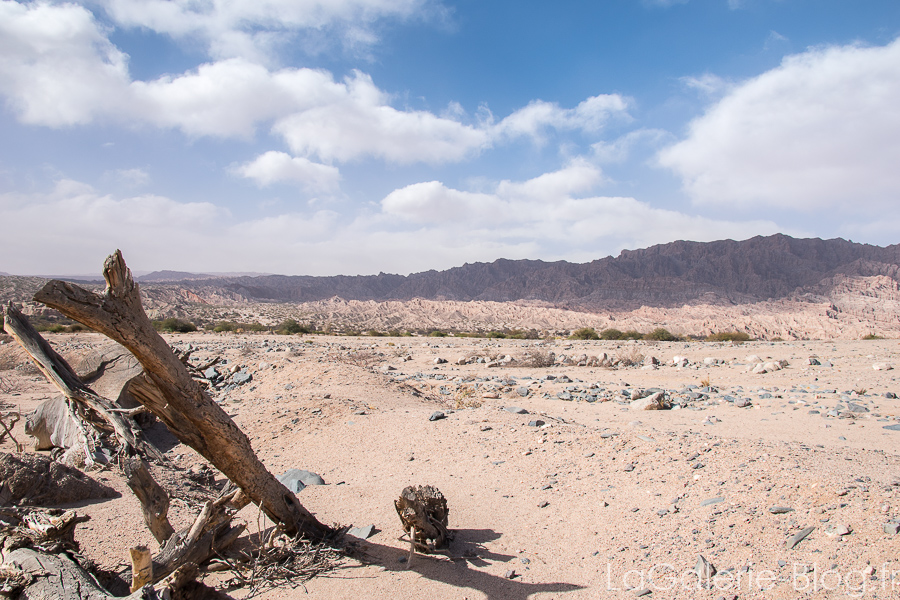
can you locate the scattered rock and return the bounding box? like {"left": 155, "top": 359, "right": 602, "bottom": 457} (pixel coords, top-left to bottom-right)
{"left": 517, "top": 386, "right": 530, "bottom": 397}
{"left": 883, "top": 523, "right": 900, "bottom": 535}
{"left": 734, "top": 398, "right": 752, "bottom": 408}
{"left": 873, "top": 363, "right": 893, "bottom": 371}
{"left": 504, "top": 406, "right": 529, "bottom": 414}
{"left": 769, "top": 506, "right": 794, "bottom": 514}
{"left": 630, "top": 391, "right": 670, "bottom": 411}
{"left": 429, "top": 411, "right": 446, "bottom": 421}
{"left": 277, "top": 468, "right": 325, "bottom": 493}
{"left": 528, "top": 420, "right": 545, "bottom": 427}
{"left": 695, "top": 555, "right": 717, "bottom": 579}
{"left": 434, "top": 357, "right": 448, "bottom": 365}
{"left": 700, "top": 497, "right": 724, "bottom": 507}
{"left": 347, "top": 524, "right": 376, "bottom": 539}
{"left": 786, "top": 526, "right": 815, "bottom": 549}
{"left": 824, "top": 523, "right": 851, "bottom": 537}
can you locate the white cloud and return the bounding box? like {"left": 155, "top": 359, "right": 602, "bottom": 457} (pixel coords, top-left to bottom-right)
{"left": 0, "top": 173, "right": 783, "bottom": 276}
{"left": 236, "top": 151, "right": 340, "bottom": 192}
{"left": 272, "top": 70, "right": 490, "bottom": 163}
{"left": 94, "top": 0, "right": 437, "bottom": 61}
{"left": 678, "top": 73, "right": 732, "bottom": 97}
{"left": 659, "top": 38, "right": 900, "bottom": 211}
{"left": 381, "top": 163, "right": 782, "bottom": 260}
{"left": 0, "top": 1, "right": 129, "bottom": 126}
{"left": 493, "top": 95, "right": 630, "bottom": 142}
{"left": 108, "top": 168, "right": 151, "bottom": 187}
{"left": 0, "top": 2, "right": 616, "bottom": 166}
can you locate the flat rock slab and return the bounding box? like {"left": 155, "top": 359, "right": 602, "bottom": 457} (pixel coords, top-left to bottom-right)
{"left": 347, "top": 524, "right": 376, "bottom": 539}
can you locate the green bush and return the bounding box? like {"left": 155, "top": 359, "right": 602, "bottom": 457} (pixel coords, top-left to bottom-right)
{"left": 862, "top": 333, "right": 883, "bottom": 340}
{"left": 644, "top": 327, "right": 679, "bottom": 341}
{"left": 599, "top": 328, "right": 623, "bottom": 340}
{"left": 152, "top": 318, "right": 198, "bottom": 333}
{"left": 621, "top": 330, "right": 644, "bottom": 340}
{"left": 209, "top": 320, "right": 266, "bottom": 333}
{"left": 275, "top": 319, "right": 308, "bottom": 335}
{"left": 428, "top": 330, "right": 448, "bottom": 337}
{"left": 705, "top": 331, "right": 751, "bottom": 342}
{"left": 569, "top": 327, "right": 599, "bottom": 340}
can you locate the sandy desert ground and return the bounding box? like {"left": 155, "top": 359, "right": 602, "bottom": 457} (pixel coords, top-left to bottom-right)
{"left": 2, "top": 332, "right": 900, "bottom": 599}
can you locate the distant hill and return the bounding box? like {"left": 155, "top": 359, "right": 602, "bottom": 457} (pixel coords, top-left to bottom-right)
{"left": 137, "top": 270, "right": 271, "bottom": 282}
{"left": 135, "top": 234, "right": 899, "bottom": 310}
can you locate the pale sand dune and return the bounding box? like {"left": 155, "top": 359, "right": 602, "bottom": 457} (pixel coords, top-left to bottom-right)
{"left": 2, "top": 333, "right": 900, "bottom": 599}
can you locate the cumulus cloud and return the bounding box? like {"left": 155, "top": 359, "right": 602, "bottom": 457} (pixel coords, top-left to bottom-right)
{"left": 94, "top": 0, "right": 438, "bottom": 61}
{"left": 0, "top": 2, "right": 617, "bottom": 166}
{"left": 0, "top": 172, "right": 783, "bottom": 276}
{"left": 272, "top": 71, "right": 490, "bottom": 163}
{"left": 659, "top": 38, "right": 900, "bottom": 211}
{"left": 0, "top": 1, "right": 129, "bottom": 126}
{"left": 236, "top": 151, "right": 341, "bottom": 192}
{"left": 381, "top": 162, "right": 782, "bottom": 261}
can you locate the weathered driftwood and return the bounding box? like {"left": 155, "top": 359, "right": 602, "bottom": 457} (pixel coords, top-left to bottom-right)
{"left": 394, "top": 485, "right": 452, "bottom": 552}
{"left": 123, "top": 458, "right": 174, "bottom": 544}
{"left": 129, "top": 545, "right": 152, "bottom": 592}
{"left": 34, "top": 251, "right": 329, "bottom": 540}
{"left": 2, "top": 302, "right": 164, "bottom": 465}
{"left": 150, "top": 493, "right": 245, "bottom": 584}
{"left": 2, "top": 547, "right": 228, "bottom": 600}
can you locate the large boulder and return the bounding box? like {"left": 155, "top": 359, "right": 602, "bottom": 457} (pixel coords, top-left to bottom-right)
{"left": 0, "top": 452, "right": 117, "bottom": 506}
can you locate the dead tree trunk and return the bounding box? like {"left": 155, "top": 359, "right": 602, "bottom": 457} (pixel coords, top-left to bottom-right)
{"left": 3, "top": 547, "right": 228, "bottom": 599}
{"left": 1, "top": 303, "right": 164, "bottom": 464}
{"left": 33, "top": 250, "right": 330, "bottom": 541}
{"left": 123, "top": 458, "right": 175, "bottom": 544}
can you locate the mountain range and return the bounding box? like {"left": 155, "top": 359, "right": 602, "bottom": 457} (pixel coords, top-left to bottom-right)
{"left": 132, "top": 234, "right": 900, "bottom": 310}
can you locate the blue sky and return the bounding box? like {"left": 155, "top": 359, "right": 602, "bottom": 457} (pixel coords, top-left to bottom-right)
{"left": 1, "top": 0, "right": 899, "bottom": 276}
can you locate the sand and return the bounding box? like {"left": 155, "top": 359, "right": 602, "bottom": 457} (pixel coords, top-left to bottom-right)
{"left": 2, "top": 333, "right": 900, "bottom": 599}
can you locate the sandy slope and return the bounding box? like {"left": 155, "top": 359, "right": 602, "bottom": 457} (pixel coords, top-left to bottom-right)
{"left": 2, "top": 333, "right": 900, "bottom": 599}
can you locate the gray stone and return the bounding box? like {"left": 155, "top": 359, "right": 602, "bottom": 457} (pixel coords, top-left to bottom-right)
{"left": 277, "top": 468, "right": 326, "bottom": 493}
{"left": 734, "top": 398, "right": 752, "bottom": 408}
{"left": 528, "top": 419, "right": 545, "bottom": 427}
{"left": 204, "top": 366, "right": 219, "bottom": 380}
{"left": 504, "top": 406, "right": 529, "bottom": 414}
{"left": 429, "top": 411, "right": 446, "bottom": 421}
{"left": 538, "top": 501, "right": 549, "bottom": 508}
{"left": 769, "top": 506, "right": 794, "bottom": 514}
{"left": 883, "top": 424, "right": 900, "bottom": 431}
{"left": 630, "top": 391, "right": 670, "bottom": 411}
{"left": 824, "top": 523, "right": 851, "bottom": 537}
{"left": 517, "top": 386, "right": 530, "bottom": 397}
{"left": 347, "top": 524, "right": 375, "bottom": 539}
{"left": 883, "top": 523, "right": 900, "bottom": 535}
{"left": 232, "top": 371, "right": 252, "bottom": 384}
{"left": 786, "top": 526, "right": 815, "bottom": 549}
{"left": 885, "top": 392, "right": 897, "bottom": 399}
{"left": 695, "top": 555, "right": 717, "bottom": 579}
{"left": 700, "top": 497, "right": 724, "bottom": 507}
{"left": 623, "top": 463, "right": 635, "bottom": 472}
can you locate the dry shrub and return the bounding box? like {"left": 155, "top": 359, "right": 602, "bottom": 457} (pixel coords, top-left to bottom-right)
{"left": 454, "top": 385, "right": 482, "bottom": 409}
{"left": 334, "top": 350, "right": 382, "bottom": 369}
{"left": 517, "top": 350, "right": 555, "bottom": 368}
{"left": 616, "top": 346, "right": 645, "bottom": 367}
